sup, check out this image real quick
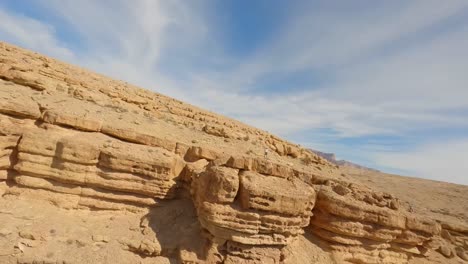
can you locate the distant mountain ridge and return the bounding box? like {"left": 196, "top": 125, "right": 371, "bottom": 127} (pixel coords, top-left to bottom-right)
{"left": 309, "top": 149, "right": 380, "bottom": 172}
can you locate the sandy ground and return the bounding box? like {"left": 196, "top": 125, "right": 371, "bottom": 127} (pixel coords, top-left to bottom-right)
{"left": 0, "top": 181, "right": 338, "bottom": 264}
{"left": 0, "top": 182, "right": 186, "bottom": 264}
{"left": 3, "top": 172, "right": 467, "bottom": 264}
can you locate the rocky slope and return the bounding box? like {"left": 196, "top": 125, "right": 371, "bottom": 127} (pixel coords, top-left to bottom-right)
{"left": 0, "top": 41, "right": 467, "bottom": 263}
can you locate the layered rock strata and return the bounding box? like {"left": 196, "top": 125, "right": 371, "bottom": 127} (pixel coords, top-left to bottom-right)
{"left": 0, "top": 42, "right": 467, "bottom": 263}
{"left": 309, "top": 184, "right": 442, "bottom": 263}
{"left": 11, "top": 128, "right": 185, "bottom": 212}
{"left": 189, "top": 165, "right": 315, "bottom": 263}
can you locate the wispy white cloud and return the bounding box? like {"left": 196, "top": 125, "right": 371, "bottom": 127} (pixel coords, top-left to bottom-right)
{"left": 373, "top": 139, "right": 468, "bottom": 185}
{"left": 164, "top": 1, "right": 468, "bottom": 141}
{"left": 0, "top": 8, "right": 74, "bottom": 60}
{"left": 0, "top": 0, "right": 467, "bottom": 184}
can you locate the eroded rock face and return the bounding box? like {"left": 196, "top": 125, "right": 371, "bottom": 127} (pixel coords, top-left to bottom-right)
{"left": 10, "top": 128, "right": 184, "bottom": 211}
{"left": 309, "top": 185, "right": 441, "bottom": 263}
{"left": 0, "top": 42, "right": 467, "bottom": 263}
{"left": 189, "top": 165, "right": 316, "bottom": 262}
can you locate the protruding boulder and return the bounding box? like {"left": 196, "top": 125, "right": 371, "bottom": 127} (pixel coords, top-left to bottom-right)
{"left": 239, "top": 171, "right": 315, "bottom": 216}
{"left": 193, "top": 165, "right": 239, "bottom": 204}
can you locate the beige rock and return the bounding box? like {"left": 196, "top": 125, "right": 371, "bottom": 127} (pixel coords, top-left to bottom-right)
{"left": 139, "top": 238, "right": 162, "bottom": 256}
{"left": 438, "top": 244, "right": 454, "bottom": 258}
{"left": 202, "top": 124, "right": 229, "bottom": 138}
{"left": 120, "top": 238, "right": 161, "bottom": 256}
{"left": 224, "top": 241, "right": 282, "bottom": 264}
{"left": 19, "top": 230, "right": 37, "bottom": 240}
{"left": 0, "top": 82, "right": 41, "bottom": 119}
{"left": 194, "top": 165, "right": 239, "bottom": 203}
{"left": 441, "top": 229, "right": 454, "bottom": 242}
{"left": 332, "top": 184, "right": 351, "bottom": 196}
{"left": 99, "top": 142, "right": 185, "bottom": 179}
{"left": 329, "top": 244, "right": 410, "bottom": 264}
{"left": 185, "top": 146, "right": 220, "bottom": 161}
{"left": 101, "top": 122, "right": 176, "bottom": 152}
{"left": 308, "top": 186, "right": 447, "bottom": 263}
{"left": 0, "top": 41, "right": 465, "bottom": 264}
{"left": 239, "top": 171, "right": 315, "bottom": 216}
{"left": 455, "top": 246, "right": 468, "bottom": 261}
{"left": 42, "top": 109, "right": 103, "bottom": 132}
{"left": 181, "top": 159, "right": 209, "bottom": 183}
{"left": 92, "top": 235, "right": 109, "bottom": 243}
{"left": 196, "top": 200, "right": 309, "bottom": 246}
{"left": 0, "top": 170, "right": 8, "bottom": 180}
{"left": 15, "top": 175, "right": 156, "bottom": 206}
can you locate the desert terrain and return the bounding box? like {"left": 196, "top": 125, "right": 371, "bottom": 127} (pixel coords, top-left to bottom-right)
{"left": 0, "top": 41, "right": 467, "bottom": 263}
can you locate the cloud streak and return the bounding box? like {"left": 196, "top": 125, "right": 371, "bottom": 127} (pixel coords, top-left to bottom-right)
{"left": 373, "top": 139, "right": 468, "bottom": 185}
{"left": 0, "top": 0, "right": 467, "bottom": 184}
{"left": 0, "top": 8, "right": 73, "bottom": 60}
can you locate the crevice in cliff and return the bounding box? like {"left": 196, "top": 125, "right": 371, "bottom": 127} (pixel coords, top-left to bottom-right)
{"left": 0, "top": 134, "right": 22, "bottom": 189}
{"left": 143, "top": 196, "right": 208, "bottom": 262}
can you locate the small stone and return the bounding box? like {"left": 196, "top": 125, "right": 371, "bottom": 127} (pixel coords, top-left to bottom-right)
{"left": 441, "top": 229, "right": 453, "bottom": 242}
{"left": 0, "top": 228, "right": 12, "bottom": 237}
{"left": 140, "top": 217, "right": 149, "bottom": 228}
{"left": 19, "top": 230, "right": 37, "bottom": 240}
{"left": 75, "top": 239, "right": 88, "bottom": 247}
{"left": 438, "top": 245, "right": 454, "bottom": 258}
{"left": 15, "top": 242, "right": 26, "bottom": 253}
{"left": 363, "top": 195, "right": 377, "bottom": 205}
{"left": 92, "top": 235, "right": 109, "bottom": 243}
{"left": 424, "top": 238, "right": 442, "bottom": 250}
{"left": 418, "top": 246, "right": 430, "bottom": 257}
{"left": 142, "top": 227, "right": 151, "bottom": 235}
{"left": 139, "top": 238, "right": 161, "bottom": 256}
{"left": 21, "top": 240, "right": 39, "bottom": 248}
{"left": 456, "top": 247, "right": 468, "bottom": 261}
{"left": 119, "top": 238, "right": 139, "bottom": 251}
{"left": 333, "top": 185, "right": 350, "bottom": 196}
{"left": 389, "top": 199, "right": 400, "bottom": 210}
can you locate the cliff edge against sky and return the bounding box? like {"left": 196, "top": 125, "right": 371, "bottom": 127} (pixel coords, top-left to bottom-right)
{"left": 0, "top": 42, "right": 467, "bottom": 264}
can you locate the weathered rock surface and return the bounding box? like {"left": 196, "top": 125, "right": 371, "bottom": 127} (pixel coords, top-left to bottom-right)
{"left": 0, "top": 42, "right": 467, "bottom": 263}
{"left": 309, "top": 184, "right": 442, "bottom": 263}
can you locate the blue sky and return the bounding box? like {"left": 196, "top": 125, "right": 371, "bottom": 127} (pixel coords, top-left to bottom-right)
{"left": 1, "top": 0, "right": 467, "bottom": 185}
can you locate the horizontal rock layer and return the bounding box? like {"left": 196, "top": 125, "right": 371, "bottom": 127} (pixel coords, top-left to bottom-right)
{"left": 189, "top": 165, "right": 317, "bottom": 262}
{"left": 1, "top": 41, "right": 466, "bottom": 263}
{"left": 309, "top": 185, "right": 443, "bottom": 263}
{"left": 2, "top": 124, "right": 185, "bottom": 211}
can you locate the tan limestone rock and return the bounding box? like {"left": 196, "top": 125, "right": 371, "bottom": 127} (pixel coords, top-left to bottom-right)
{"left": 0, "top": 41, "right": 465, "bottom": 264}
{"left": 193, "top": 165, "right": 239, "bottom": 204}
{"left": 239, "top": 171, "right": 315, "bottom": 216}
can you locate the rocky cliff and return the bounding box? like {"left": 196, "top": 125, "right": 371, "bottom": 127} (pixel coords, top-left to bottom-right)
{"left": 0, "top": 42, "right": 467, "bottom": 264}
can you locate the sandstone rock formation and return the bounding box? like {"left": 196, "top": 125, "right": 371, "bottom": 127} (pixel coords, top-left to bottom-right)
{"left": 0, "top": 42, "right": 467, "bottom": 263}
